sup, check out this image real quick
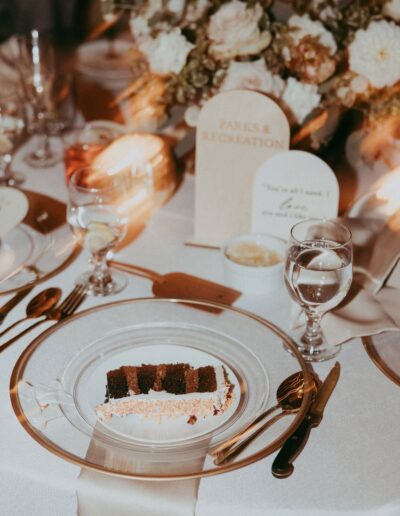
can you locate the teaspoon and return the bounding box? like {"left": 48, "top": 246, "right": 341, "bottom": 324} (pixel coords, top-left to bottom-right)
{"left": 0, "top": 287, "right": 62, "bottom": 338}
{"left": 212, "top": 371, "right": 318, "bottom": 465}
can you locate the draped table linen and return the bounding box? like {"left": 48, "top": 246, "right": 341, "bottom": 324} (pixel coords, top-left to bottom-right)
{"left": 0, "top": 144, "right": 399, "bottom": 515}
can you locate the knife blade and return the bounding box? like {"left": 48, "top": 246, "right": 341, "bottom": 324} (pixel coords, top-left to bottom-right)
{"left": 0, "top": 286, "right": 34, "bottom": 325}
{"left": 271, "top": 361, "right": 340, "bottom": 478}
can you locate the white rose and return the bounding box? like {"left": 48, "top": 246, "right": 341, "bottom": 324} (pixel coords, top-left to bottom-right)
{"left": 221, "top": 59, "right": 285, "bottom": 98}
{"left": 384, "top": 0, "right": 400, "bottom": 21}
{"left": 139, "top": 28, "right": 194, "bottom": 75}
{"left": 208, "top": 1, "right": 271, "bottom": 60}
{"left": 288, "top": 14, "right": 337, "bottom": 54}
{"left": 349, "top": 21, "right": 400, "bottom": 89}
{"left": 282, "top": 77, "right": 321, "bottom": 123}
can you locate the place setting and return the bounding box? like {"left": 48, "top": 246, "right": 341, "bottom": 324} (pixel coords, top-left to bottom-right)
{"left": 0, "top": 1, "right": 400, "bottom": 515}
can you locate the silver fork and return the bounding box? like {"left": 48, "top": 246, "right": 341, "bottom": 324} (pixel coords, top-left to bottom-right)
{"left": 0, "top": 284, "right": 87, "bottom": 353}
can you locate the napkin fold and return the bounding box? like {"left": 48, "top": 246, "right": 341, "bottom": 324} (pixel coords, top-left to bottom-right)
{"left": 76, "top": 427, "right": 207, "bottom": 516}
{"left": 77, "top": 470, "right": 200, "bottom": 516}
{"left": 291, "top": 216, "right": 400, "bottom": 346}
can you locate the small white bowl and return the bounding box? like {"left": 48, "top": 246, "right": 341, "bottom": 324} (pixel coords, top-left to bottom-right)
{"left": 223, "top": 233, "right": 286, "bottom": 294}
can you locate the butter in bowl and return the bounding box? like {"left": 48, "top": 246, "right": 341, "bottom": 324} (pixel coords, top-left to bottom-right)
{"left": 223, "top": 234, "right": 286, "bottom": 294}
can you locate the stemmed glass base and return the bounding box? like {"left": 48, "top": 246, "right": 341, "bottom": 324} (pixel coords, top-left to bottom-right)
{"left": 285, "top": 325, "right": 341, "bottom": 362}
{"left": 76, "top": 270, "right": 127, "bottom": 297}
{"left": 24, "top": 143, "right": 61, "bottom": 168}
{"left": 0, "top": 171, "right": 25, "bottom": 186}
{"left": 295, "top": 336, "right": 341, "bottom": 362}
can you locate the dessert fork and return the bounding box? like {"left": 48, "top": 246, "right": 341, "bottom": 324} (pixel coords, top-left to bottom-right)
{"left": 0, "top": 283, "right": 87, "bottom": 353}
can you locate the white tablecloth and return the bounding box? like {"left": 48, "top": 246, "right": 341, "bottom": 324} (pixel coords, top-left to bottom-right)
{"left": 1, "top": 143, "right": 400, "bottom": 515}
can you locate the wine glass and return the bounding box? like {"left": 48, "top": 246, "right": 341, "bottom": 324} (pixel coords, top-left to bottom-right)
{"left": 18, "top": 30, "right": 61, "bottom": 168}
{"left": 0, "top": 86, "right": 25, "bottom": 186}
{"left": 67, "top": 166, "right": 131, "bottom": 296}
{"left": 285, "top": 218, "right": 353, "bottom": 362}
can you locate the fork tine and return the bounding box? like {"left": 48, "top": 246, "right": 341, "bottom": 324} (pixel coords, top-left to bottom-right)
{"left": 58, "top": 284, "right": 82, "bottom": 311}
{"left": 60, "top": 284, "right": 87, "bottom": 313}
{"left": 62, "top": 284, "right": 87, "bottom": 316}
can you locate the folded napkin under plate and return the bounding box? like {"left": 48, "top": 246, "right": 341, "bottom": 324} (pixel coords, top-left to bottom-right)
{"left": 291, "top": 216, "right": 400, "bottom": 346}
{"left": 77, "top": 432, "right": 204, "bottom": 516}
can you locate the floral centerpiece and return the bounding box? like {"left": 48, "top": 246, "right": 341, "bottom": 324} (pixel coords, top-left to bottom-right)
{"left": 101, "top": 0, "right": 400, "bottom": 152}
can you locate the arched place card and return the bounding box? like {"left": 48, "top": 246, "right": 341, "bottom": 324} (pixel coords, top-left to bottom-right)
{"left": 251, "top": 150, "right": 339, "bottom": 239}
{"left": 191, "top": 90, "right": 290, "bottom": 247}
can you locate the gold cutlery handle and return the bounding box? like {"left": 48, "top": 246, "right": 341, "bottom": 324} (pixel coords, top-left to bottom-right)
{"left": 214, "top": 411, "right": 287, "bottom": 466}
{"left": 0, "top": 318, "right": 47, "bottom": 353}
{"left": 0, "top": 286, "right": 34, "bottom": 325}
{"left": 0, "top": 318, "right": 29, "bottom": 338}
{"left": 208, "top": 403, "right": 280, "bottom": 456}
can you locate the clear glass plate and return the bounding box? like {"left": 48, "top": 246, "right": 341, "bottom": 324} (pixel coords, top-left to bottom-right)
{"left": 0, "top": 189, "right": 80, "bottom": 294}
{"left": 11, "top": 298, "right": 312, "bottom": 480}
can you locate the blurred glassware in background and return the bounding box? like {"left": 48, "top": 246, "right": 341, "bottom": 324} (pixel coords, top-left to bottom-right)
{"left": 0, "top": 85, "right": 25, "bottom": 185}
{"left": 63, "top": 120, "right": 127, "bottom": 182}
{"left": 18, "top": 29, "right": 75, "bottom": 168}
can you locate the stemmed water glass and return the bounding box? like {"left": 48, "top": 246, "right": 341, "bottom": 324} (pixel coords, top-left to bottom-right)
{"left": 67, "top": 166, "right": 131, "bottom": 296}
{"left": 18, "top": 30, "right": 61, "bottom": 168}
{"left": 0, "top": 86, "right": 25, "bottom": 186}
{"left": 285, "top": 218, "right": 353, "bottom": 362}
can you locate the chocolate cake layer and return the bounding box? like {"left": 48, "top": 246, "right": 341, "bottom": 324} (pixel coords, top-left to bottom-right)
{"left": 106, "top": 363, "right": 219, "bottom": 398}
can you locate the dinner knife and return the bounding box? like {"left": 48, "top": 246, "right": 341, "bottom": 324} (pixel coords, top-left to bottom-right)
{"left": 271, "top": 361, "right": 340, "bottom": 478}
{"left": 0, "top": 286, "right": 34, "bottom": 325}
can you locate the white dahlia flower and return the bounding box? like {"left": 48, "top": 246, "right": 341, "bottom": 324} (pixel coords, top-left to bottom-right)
{"left": 348, "top": 21, "right": 400, "bottom": 89}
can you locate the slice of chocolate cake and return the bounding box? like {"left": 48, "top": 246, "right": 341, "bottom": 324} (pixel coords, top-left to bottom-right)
{"left": 96, "top": 363, "right": 234, "bottom": 423}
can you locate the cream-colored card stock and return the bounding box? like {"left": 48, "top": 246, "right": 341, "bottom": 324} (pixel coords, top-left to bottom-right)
{"left": 252, "top": 150, "right": 339, "bottom": 239}
{"left": 0, "top": 187, "right": 29, "bottom": 239}
{"left": 192, "top": 90, "right": 290, "bottom": 247}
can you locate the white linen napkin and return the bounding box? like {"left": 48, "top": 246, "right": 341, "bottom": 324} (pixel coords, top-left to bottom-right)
{"left": 291, "top": 216, "right": 400, "bottom": 345}
{"left": 77, "top": 470, "right": 200, "bottom": 516}
{"left": 76, "top": 427, "right": 207, "bottom": 516}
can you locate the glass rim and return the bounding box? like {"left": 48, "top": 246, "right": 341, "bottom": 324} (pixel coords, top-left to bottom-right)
{"left": 69, "top": 166, "right": 121, "bottom": 194}
{"left": 289, "top": 218, "right": 352, "bottom": 248}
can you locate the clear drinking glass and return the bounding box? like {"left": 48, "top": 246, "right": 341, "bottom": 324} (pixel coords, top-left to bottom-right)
{"left": 67, "top": 166, "right": 131, "bottom": 296}
{"left": 0, "top": 86, "right": 25, "bottom": 186}
{"left": 18, "top": 30, "right": 61, "bottom": 168}
{"left": 285, "top": 218, "right": 353, "bottom": 362}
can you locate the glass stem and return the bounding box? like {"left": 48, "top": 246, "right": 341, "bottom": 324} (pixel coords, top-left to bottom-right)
{"left": 0, "top": 155, "right": 9, "bottom": 179}
{"left": 35, "top": 114, "right": 50, "bottom": 159}
{"left": 301, "top": 310, "right": 323, "bottom": 348}
{"left": 89, "top": 251, "right": 112, "bottom": 290}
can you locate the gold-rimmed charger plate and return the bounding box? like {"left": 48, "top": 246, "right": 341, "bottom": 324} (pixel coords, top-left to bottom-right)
{"left": 363, "top": 333, "right": 400, "bottom": 387}
{"left": 0, "top": 189, "right": 80, "bottom": 295}
{"left": 10, "top": 298, "right": 313, "bottom": 480}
